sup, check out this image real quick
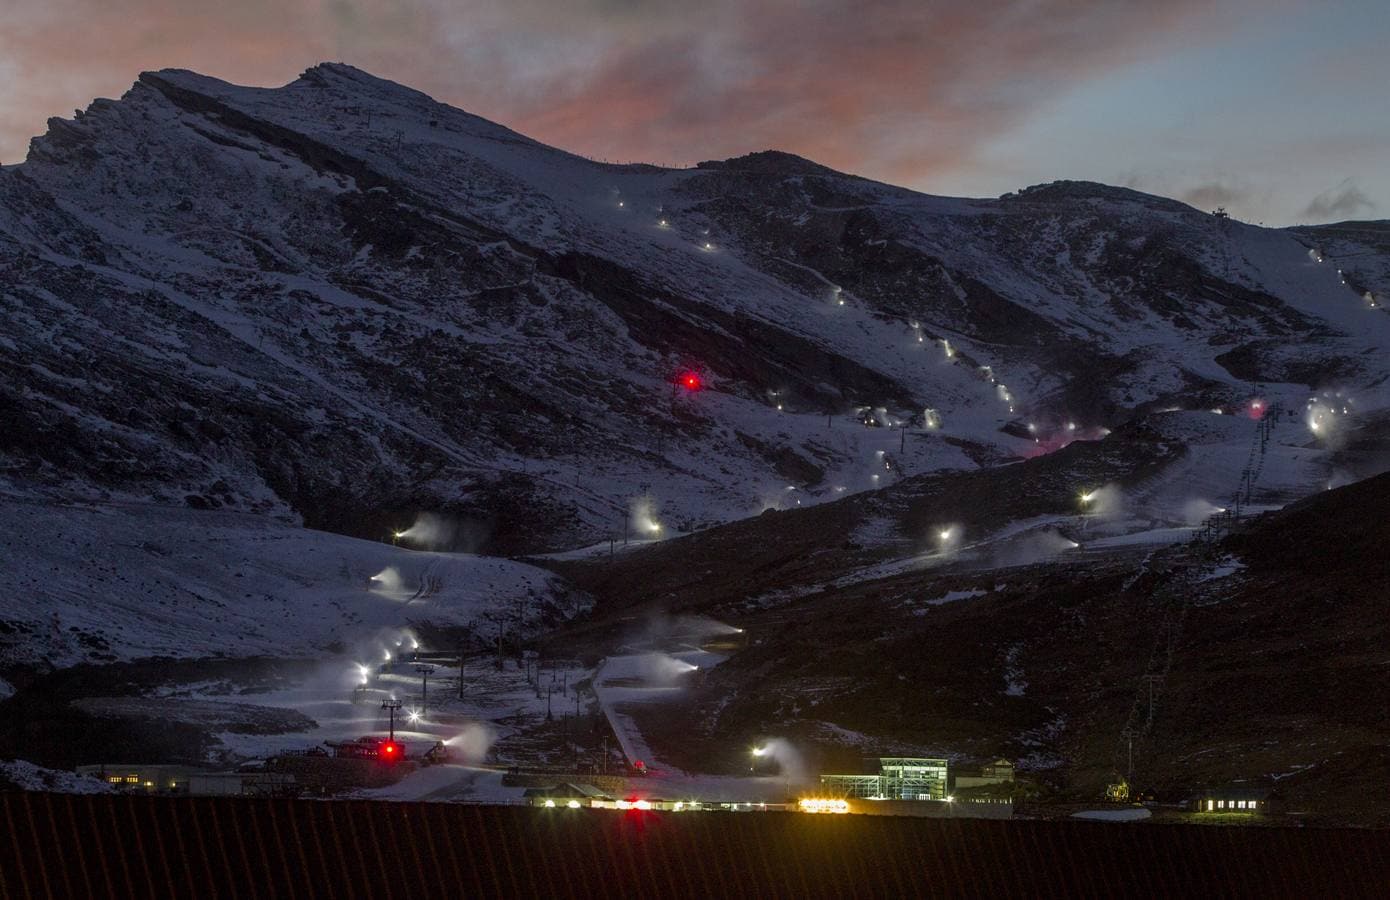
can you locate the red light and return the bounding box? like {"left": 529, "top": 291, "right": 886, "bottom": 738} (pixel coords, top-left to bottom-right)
{"left": 680, "top": 373, "right": 701, "bottom": 391}
{"left": 381, "top": 742, "right": 398, "bottom": 757}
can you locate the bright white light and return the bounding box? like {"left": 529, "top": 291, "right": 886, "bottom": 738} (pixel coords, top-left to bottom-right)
{"left": 752, "top": 746, "right": 768, "bottom": 757}
{"left": 634, "top": 800, "right": 652, "bottom": 811}
{"left": 407, "top": 710, "right": 421, "bottom": 724}
{"left": 383, "top": 650, "right": 392, "bottom": 662}
{"left": 567, "top": 800, "right": 580, "bottom": 809}
{"left": 1067, "top": 422, "right": 1077, "bottom": 431}
{"left": 631, "top": 495, "right": 664, "bottom": 536}
{"left": 544, "top": 799, "right": 556, "bottom": 808}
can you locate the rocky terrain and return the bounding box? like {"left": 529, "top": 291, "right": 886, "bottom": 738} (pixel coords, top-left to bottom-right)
{"left": 4, "top": 64, "right": 1388, "bottom": 556}
{"left": 3, "top": 64, "right": 1390, "bottom": 821}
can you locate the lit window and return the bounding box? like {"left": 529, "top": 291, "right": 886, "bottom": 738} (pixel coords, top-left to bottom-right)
{"left": 1217, "top": 800, "right": 1225, "bottom": 809}
{"left": 1207, "top": 800, "right": 1214, "bottom": 811}
{"left": 125, "top": 775, "right": 139, "bottom": 783}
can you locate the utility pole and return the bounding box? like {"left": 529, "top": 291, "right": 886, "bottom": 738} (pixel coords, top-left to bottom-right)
{"left": 381, "top": 700, "right": 402, "bottom": 741}
{"left": 1145, "top": 674, "right": 1164, "bottom": 727}
{"left": 415, "top": 664, "right": 435, "bottom": 712}
{"left": 457, "top": 647, "right": 466, "bottom": 700}
{"left": 1120, "top": 727, "right": 1140, "bottom": 782}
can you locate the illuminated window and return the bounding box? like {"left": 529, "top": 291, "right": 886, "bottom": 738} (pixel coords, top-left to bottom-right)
{"left": 107, "top": 776, "right": 123, "bottom": 784}
{"left": 1217, "top": 800, "right": 1225, "bottom": 809}
{"left": 1207, "top": 800, "right": 1214, "bottom": 811}
{"left": 125, "top": 775, "right": 139, "bottom": 784}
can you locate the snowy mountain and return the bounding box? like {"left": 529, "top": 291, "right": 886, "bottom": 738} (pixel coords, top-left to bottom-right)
{"left": 3, "top": 62, "right": 1389, "bottom": 559}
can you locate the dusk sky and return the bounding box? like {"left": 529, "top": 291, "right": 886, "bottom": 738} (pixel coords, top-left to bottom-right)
{"left": 2, "top": 0, "right": 1385, "bottom": 225}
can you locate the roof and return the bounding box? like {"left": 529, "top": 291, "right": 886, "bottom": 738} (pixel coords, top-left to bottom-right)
{"left": 1196, "top": 787, "right": 1274, "bottom": 800}
{"left": 522, "top": 783, "right": 613, "bottom": 800}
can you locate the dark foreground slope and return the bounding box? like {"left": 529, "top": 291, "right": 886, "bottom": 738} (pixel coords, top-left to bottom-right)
{"left": 554, "top": 470, "right": 1390, "bottom": 825}
{"left": 3, "top": 793, "right": 1389, "bottom": 900}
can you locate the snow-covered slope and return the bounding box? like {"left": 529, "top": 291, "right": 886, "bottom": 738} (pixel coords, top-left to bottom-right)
{"left": 3, "top": 63, "right": 1389, "bottom": 554}
{"left": 0, "top": 499, "right": 584, "bottom": 668}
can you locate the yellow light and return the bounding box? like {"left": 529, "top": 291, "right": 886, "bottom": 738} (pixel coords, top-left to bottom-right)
{"left": 798, "top": 798, "right": 850, "bottom": 814}
{"left": 674, "top": 802, "right": 685, "bottom": 811}
{"left": 567, "top": 800, "right": 580, "bottom": 809}
{"left": 543, "top": 799, "right": 556, "bottom": 808}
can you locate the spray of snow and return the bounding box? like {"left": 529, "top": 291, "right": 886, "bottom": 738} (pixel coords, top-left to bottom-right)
{"left": 1180, "top": 498, "right": 1226, "bottom": 526}
{"left": 1306, "top": 396, "right": 1351, "bottom": 447}
{"left": 394, "top": 512, "right": 457, "bottom": 550}
{"left": 989, "top": 530, "right": 1079, "bottom": 568}
{"left": 751, "top": 737, "right": 809, "bottom": 786}
{"left": 633, "top": 652, "right": 700, "bottom": 685}
{"left": 368, "top": 566, "right": 403, "bottom": 593}
{"left": 630, "top": 495, "right": 664, "bottom": 538}
{"left": 443, "top": 722, "right": 495, "bottom": 763}
{"left": 1079, "top": 484, "right": 1124, "bottom": 519}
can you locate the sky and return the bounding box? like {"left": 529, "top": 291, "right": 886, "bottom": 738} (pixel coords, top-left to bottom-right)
{"left": 0, "top": 0, "right": 1385, "bottom": 225}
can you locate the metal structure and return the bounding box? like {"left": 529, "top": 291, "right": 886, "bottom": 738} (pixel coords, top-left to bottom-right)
{"left": 820, "top": 758, "right": 949, "bottom": 801}
{"left": 1113, "top": 402, "right": 1282, "bottom": 789}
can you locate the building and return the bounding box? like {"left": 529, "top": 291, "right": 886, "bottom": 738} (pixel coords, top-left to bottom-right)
{"left": 77, "top": 764, "right": 298, "bottom": 797}
{"left": 524, "top": 783, "right": 614, "bottom": 809}
{"left": 820, "top": 758, "right": 949, "bottom": 801}
{"left": 1193, "top": 787, "right": 1279, "bottom": 815}
{"left": 953, "top": 758, "right": 1015, "bottom": 792}
{"left": 77, "top": 764, "right": 201, "bottom": 793}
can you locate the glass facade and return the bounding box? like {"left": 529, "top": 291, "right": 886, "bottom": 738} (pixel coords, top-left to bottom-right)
{"left": 819, "top": 758, "right": 950, "bottom": 801}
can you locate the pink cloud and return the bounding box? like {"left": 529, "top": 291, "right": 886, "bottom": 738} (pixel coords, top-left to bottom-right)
{"left": 1, "top": 0, "right": 1245, "bottom": 189}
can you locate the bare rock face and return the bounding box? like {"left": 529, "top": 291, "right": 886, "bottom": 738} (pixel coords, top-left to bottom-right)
{"left": 2, "top": 63, "right": 1388, "bottom": 553}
